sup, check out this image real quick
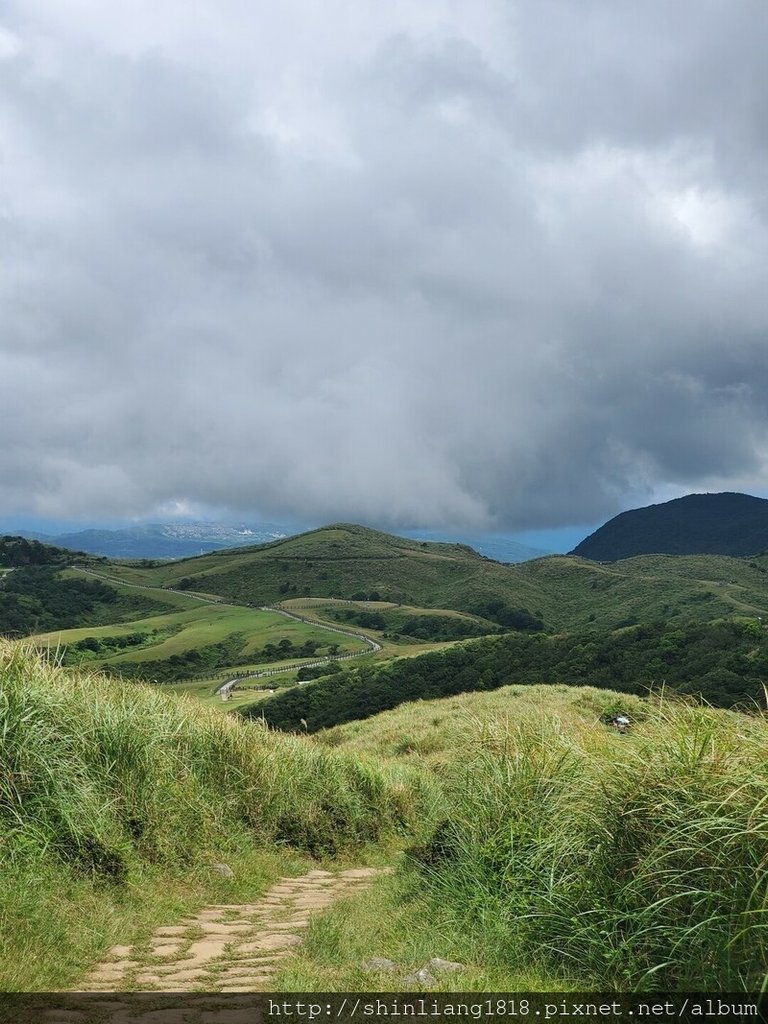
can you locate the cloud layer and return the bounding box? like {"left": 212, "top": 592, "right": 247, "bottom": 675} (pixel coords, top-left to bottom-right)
{"left": 2, "top": 0, "right": 767, "bottom": 529}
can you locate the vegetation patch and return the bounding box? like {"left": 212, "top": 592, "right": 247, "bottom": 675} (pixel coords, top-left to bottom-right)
{"left": 0, "top": 640, "right": 436, "bottom": 990}
{"left": 320, "top": 686, "right": 768, "bottom": 990}
{"left": 250, "top": 618, "right": 768, "bottom": 732}
{"left": 414, "top": 699, "right": 768, "bottom": 989}
{"left": 0, "top": 566, "right": 164, "bottom": 637}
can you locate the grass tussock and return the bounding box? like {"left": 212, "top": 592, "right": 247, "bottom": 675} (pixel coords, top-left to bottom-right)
{"left": 0, "top": 641, "right": 436, "bottom": 989}
{"left": 273, "top": 866, "right": 558, "bottom": 992}
{"left": 405, "top": 693, "right": 768, "bottom": 990}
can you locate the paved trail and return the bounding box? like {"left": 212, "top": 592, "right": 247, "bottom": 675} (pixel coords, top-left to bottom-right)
{"left": 78, "top": 867, "right": 386, "bottom": 995}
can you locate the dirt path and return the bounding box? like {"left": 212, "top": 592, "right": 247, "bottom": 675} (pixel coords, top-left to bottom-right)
{"left": 79, "top": 867, "right": 386, "bottom": 994}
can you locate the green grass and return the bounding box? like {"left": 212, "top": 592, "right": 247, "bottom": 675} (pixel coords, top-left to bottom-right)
{"left": 14, "top": 527, "right": 767, "bottom": 704}
{"left": 32, "top": 603, "right": 365, "bottom": 676}
{"left": 273, "top": 864, "right": 570, "bottom": 991}
{"left": 82, "top": 525, "right": 768, "bottom": 632}
{"left": 0, "top": 640, "right": 437, "bottom": 990}
{"left": 320, "top": 686, "right": 768, "bottom": 990}
{"left": 30, "top": 567, "right": 471, "bottom": 708}
{"left": 5, "top": 632, "right": 768, "bottom": 992}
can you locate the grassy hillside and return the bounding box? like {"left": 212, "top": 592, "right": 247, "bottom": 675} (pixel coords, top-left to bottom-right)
{"left": 5, "top": 525, "right": 768, "bottom": 702}
{"left": 34, "top": 602, "right": 365, "bottom": 683}
{"left": 3, "top": 637, "right": 767, "bottom": 992}
{"left": 0, "top": 640, "right": 435, "bottom": 991}
{"left": 296, "top": 687, "right": 768, "bottom": 990}
{"left": 100, "top": 524, "right": 529, "bottom": 611}
{"left": 514, "top": 552, "right": 768, "bottom": 628}
{"left": 248, "top": 617, "right": 768, "bottom": 733}
{"left": 86, "top": 523, "right": 768, "bottom": 632}
{"left": 0, "top": 565, "right": 166, "bottom": 637}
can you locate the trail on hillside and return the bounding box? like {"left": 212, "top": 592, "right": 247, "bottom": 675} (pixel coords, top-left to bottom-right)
{"left": 78, "top": 867, "right": 387, "bottom": 995}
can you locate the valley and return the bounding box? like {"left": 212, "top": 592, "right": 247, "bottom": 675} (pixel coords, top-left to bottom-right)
{"left": 5, "top": 524, "right": 768, "bottom": 715}
{"left": 2, "top": 520, "right": 768, "bottom": 998}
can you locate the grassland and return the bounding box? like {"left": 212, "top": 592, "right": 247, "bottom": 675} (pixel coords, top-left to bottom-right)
{"left": 15, "top": 524, "right": 764, "bottom": 715}
{"left": 3, "top": 636, "right": 768, "bottom": 992}
{"left": 35, "top": 605, "right": 362, "bottom": 667}
{"left": 0, "top": 641, "right": 436, "bottom": 991}
{"left": 284, "top": 686, "right": 768, "bottom": 991}
{"left": 87, "top": 524, "right": 768, "bottom": 632}
{"left": 30, "top": 565, "right": 478, "bottom": 697}
{"left": 31, "top": 570, "right": 378, "bottom": 688}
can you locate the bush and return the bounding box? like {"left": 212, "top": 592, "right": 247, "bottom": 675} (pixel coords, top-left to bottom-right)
{"left": 418, "top": 700, "right": 768, "bottom": 989}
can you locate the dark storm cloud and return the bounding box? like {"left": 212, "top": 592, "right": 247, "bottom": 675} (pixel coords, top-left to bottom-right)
{"left": 1, "top": 0, "right": 766, "bottom": 529}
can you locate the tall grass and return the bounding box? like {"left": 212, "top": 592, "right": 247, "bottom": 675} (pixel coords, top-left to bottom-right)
{"left": 0, "top": 641, "right": 436, "bottom": 988}
{"left": 412, "top": 697, "right": 768, "bottom": 990}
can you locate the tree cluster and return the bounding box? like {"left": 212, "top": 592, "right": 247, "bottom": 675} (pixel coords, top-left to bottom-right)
{"left": 0, "top": 536, "right": 81, "bottom": 567}
{"left": 0, "top": 566, "right": 119, "bottom": 636}
{"left": 250, "top": 619, "right": 768, "bottom": 732}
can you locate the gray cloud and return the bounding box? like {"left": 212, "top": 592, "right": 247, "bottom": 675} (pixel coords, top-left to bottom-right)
{"left": 1, "top": 0, "right": 767, "bottom": 531}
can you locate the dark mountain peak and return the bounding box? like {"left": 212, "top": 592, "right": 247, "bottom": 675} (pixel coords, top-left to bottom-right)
{"left": 571, "top": 492, "right": 768, "bottom": 561}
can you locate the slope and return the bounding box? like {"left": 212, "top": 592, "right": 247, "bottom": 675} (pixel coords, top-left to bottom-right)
{"left": 572, "top": 491, "right": 768, "bottom": 560}
{"left": 97, "top": 524, "right": 768, "bottom": 632}
{"left": 0, "top": 640, "right": 434, "bottom": 991}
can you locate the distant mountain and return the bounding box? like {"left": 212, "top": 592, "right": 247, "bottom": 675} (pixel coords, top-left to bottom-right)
{"left": 11, "top": 521, "right": 549, "bottom": 563}
{"left": 15, "top": 522, "right": 290, "bottom": 559}
{"left": 96, "top": 520, "right": 768, "bottom": 632}
{"left": 571, "top": 492, "right": 768, "bottom": 560}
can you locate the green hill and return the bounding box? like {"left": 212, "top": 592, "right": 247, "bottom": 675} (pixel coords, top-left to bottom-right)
{"left": 0, "top": 534, "right": 94, "bottom": 567}
{"left": 97, "top": 523, "right": 768, "bottom": 632}
{"left": 310, "top": 685, "right": 768, "bottom": 990}
{"left": 572, "top": 491, "right": 768, "bottom": 560}
{"left": 248, "top": 616, "right": 768, "bottom": 733}
{"left": 5, "top": 525, "right": 768, "bottom": 693}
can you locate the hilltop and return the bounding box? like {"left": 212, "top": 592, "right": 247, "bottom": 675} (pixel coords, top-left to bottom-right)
{"left": 6, "top": 523, "right": 768, "bottom": 668}
{"left": 11, "top": 521, "right": 550, "bottom": 562}
{"left": 572, "top": 491, "right": 768, "bottom": 560}
{"left": 98, "top": 523, "right": 549, "bottom": 626}
{"left": 99, "top": 522, "right": 768, "bottom": 631}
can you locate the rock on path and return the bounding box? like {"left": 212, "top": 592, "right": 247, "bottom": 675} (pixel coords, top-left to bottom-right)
{"left": 78, "top": 867, "right": 387, "bottom": 995}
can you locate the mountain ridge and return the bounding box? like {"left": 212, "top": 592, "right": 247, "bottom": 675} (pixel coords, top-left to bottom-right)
{"left": 571, "top": 492, "right": 768, "bottom": 560}
{"left": 8, "top": 521, "right": 549, "bottom": 563}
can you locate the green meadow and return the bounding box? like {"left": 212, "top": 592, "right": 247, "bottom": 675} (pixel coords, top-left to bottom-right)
{"left": 7, "top": 638, "right": 766, "bottom": 992}
{"left": 32, "top": 566, "right": 477, "bottom": 695}
{"left": 35, "top": 605, "right": 358, "bottom": 664}
{"left": 83, "top": 525, "right": 768, "bottom": 632}
{"left": 279, "top": 685, "right": 768, "bottom": 991}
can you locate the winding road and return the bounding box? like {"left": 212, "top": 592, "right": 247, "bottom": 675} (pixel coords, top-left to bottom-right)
{"left": 71, "top": 566, "right": 382, "bottom": 697}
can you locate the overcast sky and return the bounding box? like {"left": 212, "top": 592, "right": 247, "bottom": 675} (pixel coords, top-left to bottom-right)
{"left": 1, "top": 1, "right": 767, "bottom": 535}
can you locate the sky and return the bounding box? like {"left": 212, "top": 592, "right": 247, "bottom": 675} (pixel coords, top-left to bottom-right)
{"left": 1, "top": 1, "right": 767, "bottom": 543}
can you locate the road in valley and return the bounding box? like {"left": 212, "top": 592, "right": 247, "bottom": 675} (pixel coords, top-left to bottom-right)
{"left": 71, "top": 567, "right": 382, "bottom": 697}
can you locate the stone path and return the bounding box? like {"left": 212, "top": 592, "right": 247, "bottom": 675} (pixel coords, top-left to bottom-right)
{"left": 79, "top": 867, "right": 386, "bottom": 994}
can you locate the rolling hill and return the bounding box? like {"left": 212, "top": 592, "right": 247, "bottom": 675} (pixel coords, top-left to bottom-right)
{"left": 572, "top": 491, "right": 768, "bottom": 560}
{"left": 96, "top": 523, "right": 768, "bottom": 631}
{"left": 4, "top": 523, "right": 768, "bottom": 699}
